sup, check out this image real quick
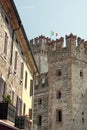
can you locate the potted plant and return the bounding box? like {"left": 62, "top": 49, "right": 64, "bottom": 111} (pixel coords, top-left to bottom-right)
{"left": 2, "top": 94, "right": 11, "bottom": 103}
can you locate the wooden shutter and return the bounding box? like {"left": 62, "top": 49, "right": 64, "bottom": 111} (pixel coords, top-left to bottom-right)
{"left": 29, "top": 108, "right": 32, "bottom": 119}
{"left": 4, "top": 32, "right": 8, "bottom": 56}
{"left": 14, "top": 51, "right": 18, "bottom": 70}
{"left": 20, "top": 62, "right": 24, "bottom": 80}
{"left": 30, "top": 80, "right": 33, "bottom": 96}
{"left": 16, "top": 96, "right": 19, "bottom": 115}
{"left": 25, "top": 71, "right": 27, "bottom": 89}
{"left": 11, "top": 90, "right": 15, "bottom": 104}
{"left": 0, "top": 78, "right": 6, "bottom": 101}
{"left": 23, "top": 103, "right": 26, "bottom": 115}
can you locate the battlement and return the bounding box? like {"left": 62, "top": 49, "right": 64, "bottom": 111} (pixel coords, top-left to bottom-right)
{"left": 48, "top": 33, "right": 87, "bottom": 51}
{"left": 29, "top": 35, "right": 50, "bottom": 47}
{"left": 48, "top": 33, "right": 87, "bottom": 62}
{"left": 29, "top": 35, "right": 51, "bottom": 55}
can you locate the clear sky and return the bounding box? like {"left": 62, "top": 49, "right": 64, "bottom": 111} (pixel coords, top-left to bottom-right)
{"left": 14, "top": 0, "right": 87, "bottom": 41}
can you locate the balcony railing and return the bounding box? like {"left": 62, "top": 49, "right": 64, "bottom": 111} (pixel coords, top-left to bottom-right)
{"left": 0, "top": 102, "right": 16, "bottom": 123}
{"left": 15, "top": 116, "right": 30, "bottom": 130}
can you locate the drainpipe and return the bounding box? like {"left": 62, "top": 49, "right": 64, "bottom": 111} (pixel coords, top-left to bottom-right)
{"left": 10, "top": 23, "right": 21, "bottom": 65}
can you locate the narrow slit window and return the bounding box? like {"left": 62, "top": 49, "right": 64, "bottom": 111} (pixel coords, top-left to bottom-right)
{"left": 38, "top": 115, "right": 42, "bottom": 126}
{"left": 38, "top": 98, "right": 42, "bottom": 105}
{"left": 80, "top": 71, "right": 83, "bottom": 77}
{"left": 56, "top": 109, "right": 62, "bottom": 122}
{"left": 56, "top": 69, "right": 62, "bottom": 76}
{"left": 56, "top": 91, "right": 61, "bottom": 99}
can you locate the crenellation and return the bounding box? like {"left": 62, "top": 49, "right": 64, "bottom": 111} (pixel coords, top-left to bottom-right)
{"left": 84, "top": 41, "right": 87, "bottom": 50}
{"left": 56, "top": 37, "right": 64, "bottom": 50}
{"left": 66, "top": 33, "right": 77, "bottom": 49}
{"left": 48, "top": 34, "right": 87, "bottom": 64}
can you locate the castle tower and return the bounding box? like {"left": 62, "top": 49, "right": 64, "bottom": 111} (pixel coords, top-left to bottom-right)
{"left": 30, "top": 36, "right": 50, "bottom": 130}
{"left": 30, "top": 35, "right": 50, "bottom": 74}
{"left": 48, "top": 34, "right": 87, "bottom": 130}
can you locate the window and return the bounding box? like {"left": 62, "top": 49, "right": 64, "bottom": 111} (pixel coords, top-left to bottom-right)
{"left": 16, "top": 96, "right": 22, "bottom": 116}
{"left": 29, "top": 109, "right": 32, "bottom": 119}
{"left": 80, "top": 70, "right": 83, "bottom": 77}
{"left": 0, "top": 77, "right": 6, "bottom": 101}
{"left": 56, "top": 109, "right": 62, "bottom": 122}
{"left": 37, "top": 115, "right": 42, "bottom": 126}
{"left": 82, "top": 111, "right": 84, "bottom": 115}
{"left": 82, "top": 118, "right": 84, "bottom": 123}
{"left": 4, "top": 32, "right": 8, "bottom": 57}
{"left": 56, "top": 91, "right": 61, "bottom": 99}
{"left": 14, "top": 51, "right": 18, "bottom": 71}
{"left": 25, "top": 71, "right": 27, "bottom": 89}
{"left": 56, "top": 69, "right": 61, "bottom": 76}
{"left": 38, "top": 98, "right": 42, "bottom": 105}
{"left": 23, "top": 103, "right": 26, "bottom": 115}
{"left": 42, "top": 83, "right": 45, "bottom": 87}
{"left": 30, "top": 80, "right": 33, "bottom": 96}
{"left": 20, "top": 62, "right": 24, "bottom": 80}
{"left": 11, "top": 90, "right": 15, "bottom": 104}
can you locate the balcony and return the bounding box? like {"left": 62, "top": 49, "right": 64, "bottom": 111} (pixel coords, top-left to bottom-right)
{"left": 0, "top": 102, "right": 16, "bottom": 123}
{"left": 15, "top": 116, "right": 30, "bottom": 130}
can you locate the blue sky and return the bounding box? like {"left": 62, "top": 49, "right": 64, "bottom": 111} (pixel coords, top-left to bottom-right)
{"left": 14, "top": 0, "right": 87, "bottom": 41}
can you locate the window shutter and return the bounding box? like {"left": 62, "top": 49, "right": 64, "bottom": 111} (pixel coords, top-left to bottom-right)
{"left": 23, "top": 103, "right": 26, "bottom": 115}
{"left": 16, "top": 96, "right": 19, "bottom": 115}
{"left": 3, "top": 81, "right": 6, "bottom": 95}
{"left": 0, "top": 78, "right": 6, "bottom": 101}
{"left": 30, "top": 80, "right": 33, "bottom": 96}
{"left": 20, "top": 99, "right": 22, "bottom": 115}
{"left": 14, "top": 51, "right": 18, "bottom": 71}
{"left": 29, "top": 108, "right": 32, "bottom": 119}
{"left": 4, "top": 32, "right": 8, "bottom": 56}
{"left": 11, "top": 90, "right": 15, "bottom": 104}
{"left": 20, "top": 62, "right": 24, "bottom": 80}
{"left": 25, "top": 71, "right": 27, "bottom": 89}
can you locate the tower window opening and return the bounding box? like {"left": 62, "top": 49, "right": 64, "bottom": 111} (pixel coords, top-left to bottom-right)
{"left": 56, "top": 109, "right": 62, "bottom": 122}
{"left": 56, "top": 69, "right": 62, "bottom": 76}
{"left": 38, "top": 98, "right": 42, "bottom": 105}
{"left": 37, "top": 115, "right": 42, "bottom": 126}
{"left": 56, "top": 91, "right": 61, "bottom": 99}
{"left": 80, "top": 71, "right": 83, "bottom": 77}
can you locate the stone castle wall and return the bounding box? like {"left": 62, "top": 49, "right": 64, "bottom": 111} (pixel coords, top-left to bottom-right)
{"left": 32, "top": 33, "right": 87, "bottom": 130}
{"left": 48, "top": 34, "right": 87, "bottom": 130}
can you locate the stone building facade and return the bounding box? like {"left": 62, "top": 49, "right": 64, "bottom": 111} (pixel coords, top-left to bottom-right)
{"left": 30, "top": 34, "right": 87, "bottom": 130}
{"left": 0, "top": 0, "right": 38, "bottom": 129}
